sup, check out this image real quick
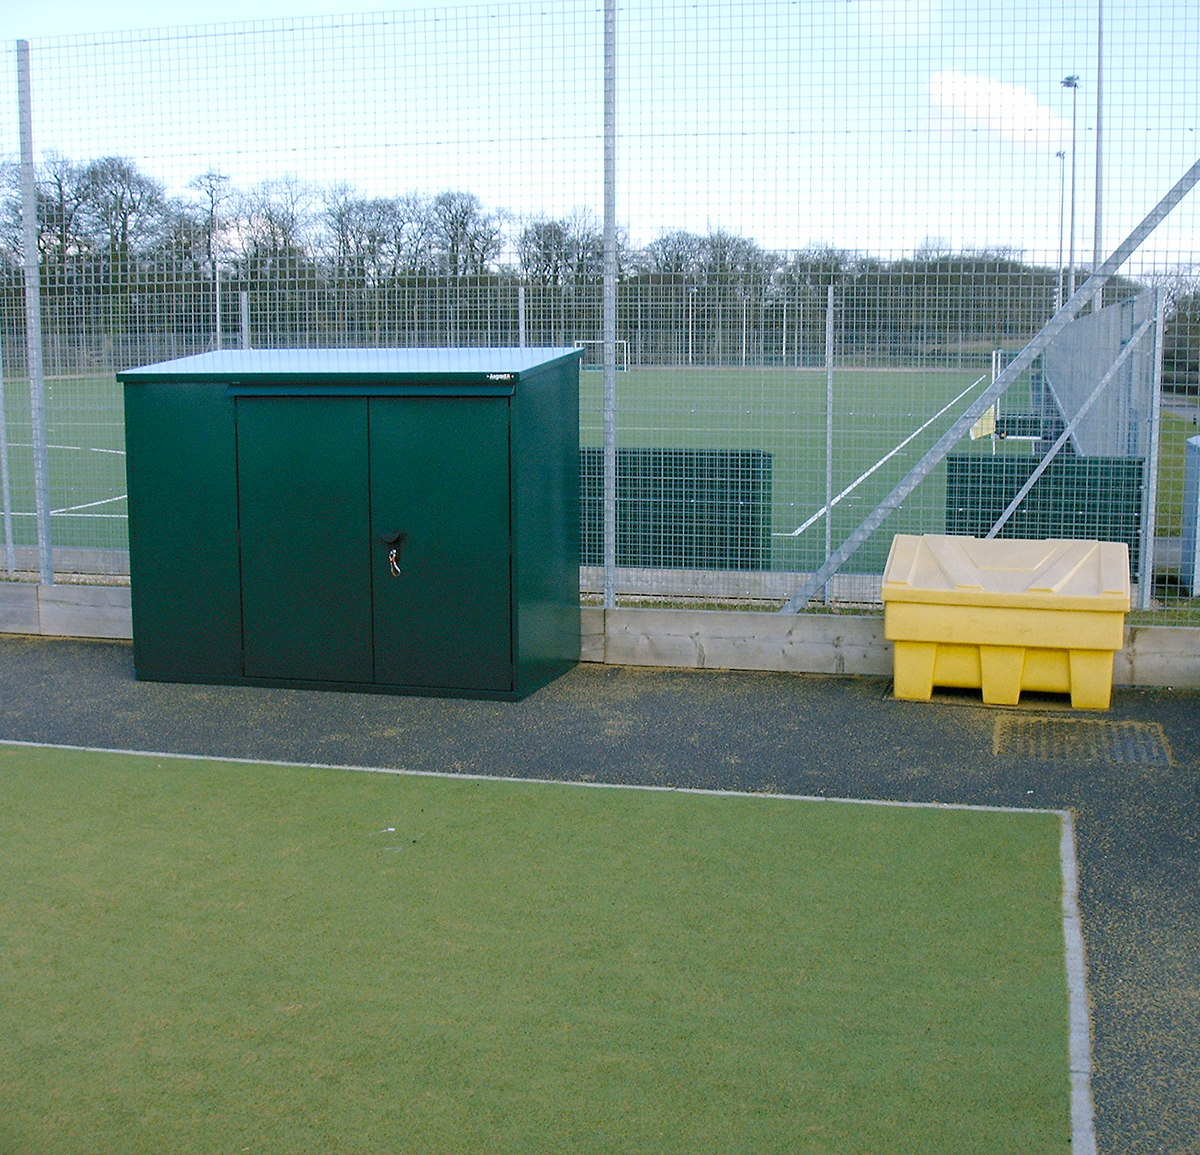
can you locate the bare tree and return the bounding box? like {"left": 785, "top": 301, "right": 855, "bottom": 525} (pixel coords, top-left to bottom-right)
{"left": 188, "top": 171, "right": 232, "bottom": 347}
{"left": 72, "top": 156, "right": 166, "bottom": 345}
{"left": 232, "top": 177, "right": 321, "bottom": 344}
{"left": 324, "top": 188, "right": 397, "bottom": 286}
{"left": 384, "top": 192, "right": 436, "bottom": 276}
{"left": 431, "top": 190, "right": 505, "bottom": 275}
{"left": 189, "top": 171, "right": 232, "bottom": 271}
{"left": 81, "top": 156, "right": 165, "bottom": 264}
{"left": 637, "top": 229, "right": 705, "bottom": 277}
{"left": 518, "top": 209, "right": 604, "bottom": 286}
{"left": 234, "top": 176, "right": 317, "bottom": 263}
{"left": 323, "top": 186, "right": 403, "bottom": 336}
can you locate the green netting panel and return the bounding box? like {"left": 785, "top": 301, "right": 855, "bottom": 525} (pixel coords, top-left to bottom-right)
{"left": 945, "top": 454, "right": 1143, "bottom": 572}
{"left": 581, "top": 449, "right": 771, "bottom": 570}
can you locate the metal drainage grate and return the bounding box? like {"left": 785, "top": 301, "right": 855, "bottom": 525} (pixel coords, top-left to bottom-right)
{"left": 993, "top": 718, "right": 1174, "bottom": 766}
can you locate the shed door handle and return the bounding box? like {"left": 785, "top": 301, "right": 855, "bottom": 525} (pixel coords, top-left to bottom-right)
{"left": 381, "top": 531, "right": 406, "bottom": 576}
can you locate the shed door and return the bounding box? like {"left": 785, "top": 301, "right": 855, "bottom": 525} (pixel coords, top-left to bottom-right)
{"left": 236, "top": 394, "right": 512, "bottom": 692}
{"left": 237, "top": 397, "right": 374, "bottom": 683}
{"left": 369, "top": 397, "right": 513, "bottom": 692}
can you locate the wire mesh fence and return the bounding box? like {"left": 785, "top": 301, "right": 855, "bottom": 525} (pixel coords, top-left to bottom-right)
{"left": 1, "top": 1, "right": 1198, "bottom": 619}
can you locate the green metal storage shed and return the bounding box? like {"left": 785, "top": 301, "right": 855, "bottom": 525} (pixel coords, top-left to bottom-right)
{"left": 118, "top": 347, "right": 582, "bottom": 700}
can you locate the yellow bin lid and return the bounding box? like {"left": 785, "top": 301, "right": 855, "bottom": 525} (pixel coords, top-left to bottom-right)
{"left": 881, "top": 534, "right": 1131, "bottom": 611}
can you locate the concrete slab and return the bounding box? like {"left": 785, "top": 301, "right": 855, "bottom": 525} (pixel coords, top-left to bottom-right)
{"left": 38, "top": 585, "right": 134, "bottom": 640}
{"left": 0, "top": 583, "right": 40, "bottom": 634}
{"left": 1, "top": 585, "right": 1197, "bottom": 690}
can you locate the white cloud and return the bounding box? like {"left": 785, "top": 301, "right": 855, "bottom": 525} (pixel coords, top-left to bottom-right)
{"left": 928, "top": 70, "right": 1070, "bottom": 148}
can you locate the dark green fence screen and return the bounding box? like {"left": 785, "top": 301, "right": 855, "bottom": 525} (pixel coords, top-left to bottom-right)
{"left": 581, "top": 449, "right": 772, "bottom": 570}
{"left": 945, "top": 454, "right": 1143, "bottom": 571}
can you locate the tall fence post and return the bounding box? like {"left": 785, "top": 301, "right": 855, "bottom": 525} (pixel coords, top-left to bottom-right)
{"left": 214, "top": 259, "right": 222, "bottom": 351}
{"left": 1140, "top": 286, "right": 1166, "bottom": 609}
{"left": 0, "top": 322, "right": 15, "bottom": 575}
{"left": 601, "top": 0, "right": 618, "bottom": 609}
{"left": 18, "top": 40, "right": 53, "bottom": 587}
{"left": 823, "top": 284, "right": 834, "bottom": 603}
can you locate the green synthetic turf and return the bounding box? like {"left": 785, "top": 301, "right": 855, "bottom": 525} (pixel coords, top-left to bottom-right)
{"left": 2, "top": 368, "right": 982, "bottom": 567}
{"left": 1156, "top": 413, "right": 1196, "bottom": 537}
{"left": 0, "top": 367, "right": 1187, "bottom": 575}
{"left": 589, "top": 366, "right": 983, "bottom": 572}
{"left": 0, "top": 743, "right": 1070, "bottom": 1154}
{"left": 0, "top": 375, "right": 128, "bottom": 552}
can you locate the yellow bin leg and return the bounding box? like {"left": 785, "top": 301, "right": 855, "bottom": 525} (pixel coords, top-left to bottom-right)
{"left": 979, "top": 645, "right": 1025, "bottom": 706}
{"left": 1069, "top": 650, "right": 1116, "bottom": 710}
{"left": 893, "top": 641, "right": 937, "bottom": 701}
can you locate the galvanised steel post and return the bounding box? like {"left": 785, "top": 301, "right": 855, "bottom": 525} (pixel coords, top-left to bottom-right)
{"left": 602, "top": 0, "right": 617, "bottom": 609}
{"left": 0, "top": 322, "right": 15, "bottom": 575}
{"left": 1140, "top": 286, "right": 1165, "bottom": 609}
{"left": 18, "top": 40, "right": 53, "bottom": 587}
{"left": 824, "top": 284, "right": 834, "bottom": 603}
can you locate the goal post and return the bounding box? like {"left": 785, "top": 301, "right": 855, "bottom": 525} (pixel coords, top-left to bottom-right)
{"left": 577, "top": 339, "right": 629, "bottom": 371}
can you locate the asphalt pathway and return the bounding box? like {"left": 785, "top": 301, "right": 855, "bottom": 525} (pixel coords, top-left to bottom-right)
{"left": 0, "top": 634, "right": 1196, "bottom": 1154}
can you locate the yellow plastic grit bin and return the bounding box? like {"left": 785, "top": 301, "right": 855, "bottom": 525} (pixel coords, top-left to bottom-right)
{"left": 881, "top": 534, "right": 1131, "bottom": 710}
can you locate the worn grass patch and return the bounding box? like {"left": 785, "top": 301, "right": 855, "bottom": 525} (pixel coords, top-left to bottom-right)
{"left": 0, "top": 743, "right": 1069, "bottom": 1154}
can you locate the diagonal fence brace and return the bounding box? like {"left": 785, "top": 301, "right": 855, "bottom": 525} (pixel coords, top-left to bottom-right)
{"left": 780, "top": 156, "right": 1200, "bottom": 613}
{"left": 983, "top": 315, "right": 1155, "bottom": 539}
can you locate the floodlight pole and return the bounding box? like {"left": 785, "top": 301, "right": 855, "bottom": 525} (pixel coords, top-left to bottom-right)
{"left": 1056, "top": 150, "right": 1067, "bottom": 311}
{"left": 1094, "top": 0, "right": 1104, "bottom": 273}
{"left": 1063, "top": 75, "right": 1080, "bottom": 300}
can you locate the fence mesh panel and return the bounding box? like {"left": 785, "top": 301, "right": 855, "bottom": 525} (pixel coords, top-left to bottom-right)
{"left": 1, "top": 1, "right": 1198, "bottom": 619}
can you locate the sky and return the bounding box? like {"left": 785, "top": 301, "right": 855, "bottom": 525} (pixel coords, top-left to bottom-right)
{"left": 2, "top": 0, "right": 1197, "bottom": 272}
{"left": 0, "top": 0, "right": 407, "bottom": 42}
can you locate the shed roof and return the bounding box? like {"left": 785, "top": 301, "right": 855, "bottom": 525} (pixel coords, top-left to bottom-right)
{"left": 117, "top": 347, "right": 581, "bottom": 385}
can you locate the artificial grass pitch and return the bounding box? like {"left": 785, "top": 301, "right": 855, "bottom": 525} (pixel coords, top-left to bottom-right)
{"left": 0, "top": 744, "right": 1070, "bottom": 1154}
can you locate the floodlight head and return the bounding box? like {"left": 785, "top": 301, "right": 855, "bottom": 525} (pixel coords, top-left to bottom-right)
{"left": 1062, "top": 75, "right": 1080, "bottom": 89}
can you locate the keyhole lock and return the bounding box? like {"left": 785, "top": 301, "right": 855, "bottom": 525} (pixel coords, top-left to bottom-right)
{"left": 380, "top": 531, "right": 406, "bottom": 577}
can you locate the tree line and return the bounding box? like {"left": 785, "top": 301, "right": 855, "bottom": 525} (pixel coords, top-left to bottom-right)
{"left": 1, "top": 152, "right": 1195, "bottom": 384}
